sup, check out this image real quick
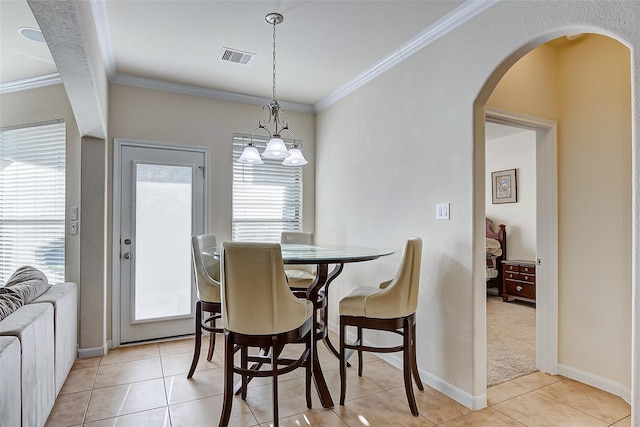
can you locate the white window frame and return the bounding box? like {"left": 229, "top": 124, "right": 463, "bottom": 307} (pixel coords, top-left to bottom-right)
{"left": 232, "top": 133, "right": 303, "bottom": 242}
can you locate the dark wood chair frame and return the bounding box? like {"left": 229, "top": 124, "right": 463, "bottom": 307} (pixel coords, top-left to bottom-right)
{"left": 219, "top": 316, "right": 314, "bottom": 427}
{"left": 231, "top": 287, "right": 327, "bottom": 395}
{"left": 339, "top": 312, "right": 423, "bottom": 416}
{"left": 187, "top": 299, "right": 223, "bottom": 379}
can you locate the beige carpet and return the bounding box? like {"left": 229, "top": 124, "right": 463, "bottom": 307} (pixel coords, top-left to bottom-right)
{"left": 487, "top": 295, "right": 536, "bottom": 386}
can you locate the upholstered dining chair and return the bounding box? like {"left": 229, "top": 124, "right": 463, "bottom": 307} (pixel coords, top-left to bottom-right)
{"left": 280, "top": 231, "right": 316, "bottom": 291}
{"left": 218, "top": 242, "right": 315, "bottom": 427}
{"left": 187, "top": 234, "right": 223, "bottom": 379}
{"left": 338, "top": 237, "right": 424, "bottom": 416}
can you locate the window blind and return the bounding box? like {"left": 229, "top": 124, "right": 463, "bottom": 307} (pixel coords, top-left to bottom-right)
{"left": 0, "top": 120, "right": 66, "bottom": 284}
{"left": 232, "top": 133, "right": 303, "bottom": 242}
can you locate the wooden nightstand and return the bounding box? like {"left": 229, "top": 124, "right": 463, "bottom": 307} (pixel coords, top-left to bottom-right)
{"left": 501, "top": 260, "right": 536, "bottom": 303}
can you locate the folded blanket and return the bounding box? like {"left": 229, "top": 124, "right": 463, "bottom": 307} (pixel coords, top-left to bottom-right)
{"left": 486, "top": 238, "right": 503, "bottom": 257}
{"left": 4, "top": 266, "right": 51, "bottom": 304}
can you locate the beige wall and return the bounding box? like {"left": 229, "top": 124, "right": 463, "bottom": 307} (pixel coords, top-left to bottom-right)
{"left": 556, "top": 35, "right": 632, "bottom": 387}
{"left": 487, "top": 44, "right": 559, "bottom": 120}
{"left": 105, "top": 84, "right": 316, "bottom": 342}
{"left": 315, "top": 1, "right": 638, "bottom": 409}
{"left": 485, "top": 130, "right": 537, "bottom": 261}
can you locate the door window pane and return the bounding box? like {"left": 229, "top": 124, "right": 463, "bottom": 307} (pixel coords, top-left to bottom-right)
{"left": 134, "top": 163, "right": 192, "bottom": 321}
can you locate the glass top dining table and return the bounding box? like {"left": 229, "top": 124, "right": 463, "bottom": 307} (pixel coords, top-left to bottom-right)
{"left": 280, "top": 243, "right": 394, "bottom": 264}
{"left": 206, "top": 243, "right": 394, "bottom": 408}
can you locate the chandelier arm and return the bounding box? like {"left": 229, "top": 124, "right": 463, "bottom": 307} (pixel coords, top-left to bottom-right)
{"left": 251, "top": 125, "right": 273, "bottom": 142}
{"left": 258, "top": 104, "right": 275, "bottom": 131}
{"left": 280, "top": 128, "right": 294, "bottom": 143}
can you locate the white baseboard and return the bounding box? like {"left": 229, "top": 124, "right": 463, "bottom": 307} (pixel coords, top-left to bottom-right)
{"left": 557, "top": 364, "right": 631, "bottom": 405}
{"left": 77, "top": 341, "right": 110, "bottom": 359}
{"left": 329, "top": 321, "right": 484, "bottom": 410}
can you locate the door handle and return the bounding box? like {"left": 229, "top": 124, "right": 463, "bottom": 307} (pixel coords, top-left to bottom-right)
{"left": 123, "top": 252, "right": 132, "bottom": 260}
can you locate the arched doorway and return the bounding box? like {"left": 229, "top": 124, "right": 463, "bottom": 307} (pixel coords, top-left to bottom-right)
{"left": 474, "top": 33, "right": 632, "bottom": 402}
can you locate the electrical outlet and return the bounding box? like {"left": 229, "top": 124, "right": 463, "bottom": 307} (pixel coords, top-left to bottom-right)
{"left": 70, "top": 221, "right": 78, "bottom": 235}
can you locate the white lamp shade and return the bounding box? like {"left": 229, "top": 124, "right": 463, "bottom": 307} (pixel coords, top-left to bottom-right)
{"left": 281, "top": 147, "right": 308, "bottom": 166}
{"left": 238, "top": 145, "right": 264, "bottom": 164}
{"left": 262, "top": 137, "right": 291, "bottom": 159}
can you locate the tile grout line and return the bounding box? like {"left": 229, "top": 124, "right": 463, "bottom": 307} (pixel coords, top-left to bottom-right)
{"left": 529, "top": 387, "right": 626, "bottom": 425}
{"left": 158, "top": 346, "right": 173, "bottom": 427}
{"left": 80, "top": 356, "right": 102, "bottom": 426}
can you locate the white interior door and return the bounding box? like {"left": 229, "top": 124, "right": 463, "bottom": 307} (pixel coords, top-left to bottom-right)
{"left": 118, "top": 143, "right": 207, "bottom": 344}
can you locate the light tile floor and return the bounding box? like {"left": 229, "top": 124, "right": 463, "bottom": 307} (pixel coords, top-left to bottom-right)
{"left": 45, "top": 333, "right": 631, "bottom": 427}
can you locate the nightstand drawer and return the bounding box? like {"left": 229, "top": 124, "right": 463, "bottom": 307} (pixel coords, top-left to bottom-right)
{"left": 519, "top": 273, "right": 535, "bottom": 283}
{"left": 520, "top": 264, "right": 536, "bottom": 274}
{"left": 504, "top": 264, "right": 519, "bottom": 272}
{"left": 504, "top": 264, "right": 536, "bottom": 274}
{"left": 504, "top": 271, "right": 534, "bottom": 282}
{"left": 504, "top": 281, "right": 535, "bottom": 299}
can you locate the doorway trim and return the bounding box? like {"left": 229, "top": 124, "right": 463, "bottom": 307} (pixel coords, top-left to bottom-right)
{"left": 484, "top": 106, "right": 558, "bottom": 376}
{"left": 111, "top": 138, "right": 211, "bottom": 348}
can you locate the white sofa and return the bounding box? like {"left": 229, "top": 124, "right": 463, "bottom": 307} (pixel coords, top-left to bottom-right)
{"left": 0, "top": 269, "right": 78, "bottom": 427}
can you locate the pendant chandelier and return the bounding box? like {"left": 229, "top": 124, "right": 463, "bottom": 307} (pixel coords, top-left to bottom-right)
{"left": 238, "top": 12, "right": 308, "bottom": 166}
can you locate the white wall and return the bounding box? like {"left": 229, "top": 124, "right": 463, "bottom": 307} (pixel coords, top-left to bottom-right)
{"left": 486, "top": 129, "right": 537, "bottom": 261}
{"left": 315, "top": 0, "right": 639, "bottom": 411}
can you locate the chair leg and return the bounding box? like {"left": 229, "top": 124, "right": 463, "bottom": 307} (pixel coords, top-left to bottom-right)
{"left": 271, "top": 336, "right": 279, "bottom": 427}
{"left": 305, "top": 333, "right": 312, "bottom": 409}
{"left": 357, "top": 325, "right": 363, "bottom": 377}
{"left": 410, "top": 320, "right": 423, "bottom": 390}
{"left": 219, "top": 332, "right": 234, "bottom": 427}
{"left": 187, "top": 300, "right": 202, "bottom": 379}
{"left": 241, "top": 345, "right": 248, "bottom": 400}
{"left": 339, "top": 316, "right": 347, "bottom": 405}
{"left": 207, "top": 315, "right": 216, "bottom": 361}
{"left": 403, "top": 318, "right": 418, "bottom": 416}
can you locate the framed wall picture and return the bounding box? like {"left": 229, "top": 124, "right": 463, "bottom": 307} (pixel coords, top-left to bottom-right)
{"left": 492, "top": 169, "right": 517, "bottom": 204}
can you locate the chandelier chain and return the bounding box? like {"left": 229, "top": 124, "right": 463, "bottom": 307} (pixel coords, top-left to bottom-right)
{"left": 272, "top": 20, "right": 277, "bottom": 101}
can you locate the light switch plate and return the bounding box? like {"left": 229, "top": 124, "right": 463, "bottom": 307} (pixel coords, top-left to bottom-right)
{"left": 436, "top": 203, "right": 450, "bottom": 220}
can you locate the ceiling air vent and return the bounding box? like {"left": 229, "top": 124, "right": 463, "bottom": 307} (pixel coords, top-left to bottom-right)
{"left": 219, "top": 48, "right": 255, "bottom": 65}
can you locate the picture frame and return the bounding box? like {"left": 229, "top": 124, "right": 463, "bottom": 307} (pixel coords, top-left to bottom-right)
{"left": 491, "top": 169, "right": 517, "bottom": 204}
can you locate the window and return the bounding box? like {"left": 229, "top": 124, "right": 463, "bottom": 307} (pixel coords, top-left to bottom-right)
{"left": 232, "top": 133, "right": 303, "bottom": 242}
{"left": 0, "top": 120, "right": 66, "bottom": 284}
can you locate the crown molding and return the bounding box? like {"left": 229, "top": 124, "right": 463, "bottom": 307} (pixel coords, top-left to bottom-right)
{"left": 3, "top": 0, "right": 495, "bottom": 113}
{"left": 313, "top": 0, "right": 498, "bottom": 112}
{"left": 0, "top": 73, "right": 63, "bottom": 94}
{"left": 90, "top": 0, "right": 116, "bottom": 79}
{"left": 112, "top": 74, "right": 315, "bottom": 114}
